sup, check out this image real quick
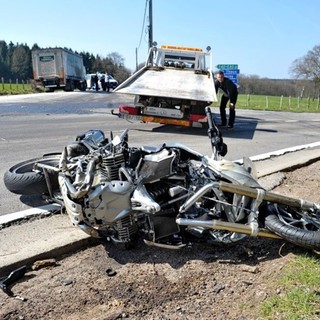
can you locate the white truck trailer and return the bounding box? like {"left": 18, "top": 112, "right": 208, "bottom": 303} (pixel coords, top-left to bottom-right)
{"left": 113, "top": 44, "right": 217, "bottom": 128}
{"left": 31, "top": 48, "right": 87, "bottom": 92}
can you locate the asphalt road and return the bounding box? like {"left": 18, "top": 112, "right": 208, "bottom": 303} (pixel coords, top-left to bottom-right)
{"left": 1, "top": 91, "right": 320, "bottom": 215}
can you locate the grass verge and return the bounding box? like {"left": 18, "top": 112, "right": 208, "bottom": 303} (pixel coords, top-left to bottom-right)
{"left": 259, "top": 254, "right": 320, "bottom": 319}
{"left": 212, "top": 94, "right": 320, "bottom": 112}
{"left": 0, "top": 83, "right": 42, "bottom": 95}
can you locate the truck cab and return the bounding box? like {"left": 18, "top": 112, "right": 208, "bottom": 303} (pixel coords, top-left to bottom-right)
{"left": 114, "top": 45, "right": 217, "bottom": 128}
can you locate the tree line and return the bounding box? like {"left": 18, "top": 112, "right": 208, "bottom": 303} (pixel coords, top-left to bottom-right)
{"left": 238, "top": 76, "right": 318, "bottom": 99}
{"left": 1, "top": 40, "right": 320, "bottom": 98}
{"left": 239, "top": 45, "right": 320, "bottom": 99}
{"left": 0, "top": 40, "right": 131, "bottom": 84}
{"left": 239, "top": 44, "right": 320, "bottom": 98}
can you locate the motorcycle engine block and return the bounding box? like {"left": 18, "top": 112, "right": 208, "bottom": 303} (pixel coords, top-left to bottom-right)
{"left": 99, "top": 152, "right": 126, "bottom": 182}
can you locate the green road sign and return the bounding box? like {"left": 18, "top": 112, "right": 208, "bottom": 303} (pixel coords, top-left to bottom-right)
{"left": 216, "top": 64, "right": 238, "bottom": 70}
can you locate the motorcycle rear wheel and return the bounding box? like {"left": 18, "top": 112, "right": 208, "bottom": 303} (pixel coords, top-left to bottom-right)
{"left": 4, "top": 154, "right": 61, "bottom": 195}
{"left": 265, "top": 203, "right": 320, "bottom": 251}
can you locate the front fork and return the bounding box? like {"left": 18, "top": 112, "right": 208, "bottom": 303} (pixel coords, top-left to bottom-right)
{"left": 34, "top": 162, "right": 63, "bottom": 205}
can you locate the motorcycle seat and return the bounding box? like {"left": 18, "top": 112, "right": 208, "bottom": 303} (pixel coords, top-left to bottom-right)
{"left": 140, "top": 144, "right": 166, "bottom": 154}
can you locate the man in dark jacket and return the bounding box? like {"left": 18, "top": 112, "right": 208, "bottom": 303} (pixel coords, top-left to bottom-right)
{"left": 214, "top": 71, "right": 238, "bottom": 128}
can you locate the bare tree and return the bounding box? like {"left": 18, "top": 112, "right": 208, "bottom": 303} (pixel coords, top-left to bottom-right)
{"left": 107, "top": 52, "right": 124, "bottom": 67}
{"left": 290, "top": 45, "right": 320, "bottom": 98}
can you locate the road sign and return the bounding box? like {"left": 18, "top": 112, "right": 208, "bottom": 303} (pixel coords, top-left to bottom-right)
{"left": 218, "top": 68, "right": 240, "bottom": 85}
{"left": 216, "top": 64, "right": 238, "bottom": 70}
{"left": 222, "top": 69, "right": 240, "bottom": 75}
{"left": 225, "top": 75, "right": 238, "bottom": 85}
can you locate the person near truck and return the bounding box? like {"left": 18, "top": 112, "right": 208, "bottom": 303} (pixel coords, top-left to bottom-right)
{"left": 100, "top": 74, "right": 106, "bottom": 91}
{"left": 106, "top": 73, "right": 110, "bottom": 92}
{"left": 214, "top": 71, "right": 238, "bottom": 128}
{"left": 94, "top": 73, "right": 99, "bottom": 91}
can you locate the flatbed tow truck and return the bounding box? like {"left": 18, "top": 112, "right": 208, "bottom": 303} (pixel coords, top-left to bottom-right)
{"left": 112, "top": 44, "right": 217, "bottom": 128}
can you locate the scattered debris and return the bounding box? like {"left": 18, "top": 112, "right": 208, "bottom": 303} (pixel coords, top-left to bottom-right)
{"left": 15, "top": 295, "right": 27, "bottom": 301}
{"left": 241, "top": 265, "right": 260, "bottom": 274}
{"left": 61, "top": 279, "right": 73, "bottom": 286}
{"left": 32, "top": 258, "right": 57, "bottom": 270}
{"left": 0, "top": 265, "right": 26, "bottom": 297}
{"left": 212, "top": 283, "right": 225, "bottom": 294}
{"left": 106, "top": 268, "right": 117, "bottom": 277}
{"left": 242, "top": 280, "right": 254, "bottom": 286}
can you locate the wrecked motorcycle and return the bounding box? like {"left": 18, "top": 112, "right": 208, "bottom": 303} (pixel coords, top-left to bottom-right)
{"left": 4, "top": 107, "right": 320, "bottom": 251}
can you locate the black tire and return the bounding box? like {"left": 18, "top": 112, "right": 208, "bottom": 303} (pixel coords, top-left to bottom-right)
{"left": 4, "top": 154, "right": 61, "bottom": 195}
{"left": 265, "top": 203, "right": 320, "bottom": 251}
{"left": 79, "top": 81, "right": 87, "bottom": 91}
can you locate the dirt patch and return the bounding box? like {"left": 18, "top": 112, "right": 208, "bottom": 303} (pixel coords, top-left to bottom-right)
{"left": 1, "top": 161, "right": 320, "bottom": 320}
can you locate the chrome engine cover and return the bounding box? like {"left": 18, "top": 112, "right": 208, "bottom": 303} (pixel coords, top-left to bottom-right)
{"left": 60, "top": 178, "right": 134, "bottom": 227}
{"left": 85, "top": 180, "right": 134, "bottom": 224}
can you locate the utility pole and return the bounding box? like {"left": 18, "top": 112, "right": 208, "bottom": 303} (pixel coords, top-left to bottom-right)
{"left": 148, "top": 0, "right": 153, "bottom": 50}
{"left": 135, "top": 47, "right": 138, "bottom": 71}
{"left": 148, "top": 0, "right": 153, "bottom": 64}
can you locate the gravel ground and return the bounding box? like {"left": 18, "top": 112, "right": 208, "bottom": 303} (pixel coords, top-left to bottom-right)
{"left": 1, "top": 161, "right": 320, "bottom": 320}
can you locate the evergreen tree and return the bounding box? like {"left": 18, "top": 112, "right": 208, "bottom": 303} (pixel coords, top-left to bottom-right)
{"left": 7, "top": 41, "right": 15, "bottom": 72}
{"left": 0, "top": 40, "right": 8, "bottom": 64}
{"left": 0, "top": 41, "right": 10, "bottom": 78}
{"left": 11, "top": 44, "right": 32, "bottom": 79}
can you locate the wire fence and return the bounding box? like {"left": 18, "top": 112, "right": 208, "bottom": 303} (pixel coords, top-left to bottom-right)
{"left": 213, "top": 93, "right": 320, "bottom": 112}
{"left": 1, "top": 77, "right": 33, "bottom": 89}
{"left": 241, "top": 94, "right": 320, "bottom": 112}
{"left": 0, "top": 77, "right": 35, "bottom": 94}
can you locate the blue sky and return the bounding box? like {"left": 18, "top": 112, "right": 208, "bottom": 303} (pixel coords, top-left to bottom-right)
{"left": 1, "top": 0, "right": 320, "bottom": 79}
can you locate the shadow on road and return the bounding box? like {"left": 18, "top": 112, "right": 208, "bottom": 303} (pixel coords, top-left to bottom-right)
{"left": 19, "top": 194, "right": 51, "bottom": 207}
{"left": 135, "top": 115, "right": 272, "bottom": 140}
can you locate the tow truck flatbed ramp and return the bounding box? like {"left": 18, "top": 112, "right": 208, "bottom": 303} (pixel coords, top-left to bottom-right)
{"left": 115, "top": 66, "right": 217, "bottom": 102}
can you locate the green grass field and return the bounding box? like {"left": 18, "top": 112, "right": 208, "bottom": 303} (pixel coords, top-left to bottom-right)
{"left": 0, "top": 82, "right": 35, "bottom": 95}
{"left": 213, "top": 94, "right": 320, "bottom": 112}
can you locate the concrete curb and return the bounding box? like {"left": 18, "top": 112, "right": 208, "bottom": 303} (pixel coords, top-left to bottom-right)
{"left": 1, "top": 143, "right": 320, "bottom": 277}
{"left": 251, "top": 141, "right": 320, "bottom": 178}
{"left": 0, "top": 203, "right": 61, "bottom": 227}
{"left": 0, "top": 214, "right": 98, "bottom": 277}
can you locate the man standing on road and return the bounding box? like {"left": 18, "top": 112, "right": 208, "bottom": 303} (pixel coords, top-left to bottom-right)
{"left": 214, "top": 71, "right": 238, "bottom": 128}
{"left": 94, "top": 73, "right": 99, "bottom": 91}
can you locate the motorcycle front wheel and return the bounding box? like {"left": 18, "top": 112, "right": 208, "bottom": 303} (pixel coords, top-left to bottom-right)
{"left": 265, "top": 203, "right": 320, "bottom": 251}
{"left": 4, "top": 153, "right": 61, "bottom": 195}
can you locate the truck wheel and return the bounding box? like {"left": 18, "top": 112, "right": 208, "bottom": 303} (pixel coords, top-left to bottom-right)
{"left": 64, "top": 80, "right": 75, "bottom": 92}
{"left": 79, "top": 81, "right": 87, "bottom": 91}
{"left": 4, "top": 154, "right": 61, "bottom": 195}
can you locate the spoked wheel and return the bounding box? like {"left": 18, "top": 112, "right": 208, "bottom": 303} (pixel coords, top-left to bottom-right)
{"left": 4, "top": 153, "right": 61, "bottom": 195}
{"left": 265, "top": 203, "right": 320, "bottom": 251}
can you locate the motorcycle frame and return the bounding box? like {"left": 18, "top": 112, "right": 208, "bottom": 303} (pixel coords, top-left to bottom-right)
{"left": 33, "top": 157, "right": 319, "bottom": 240}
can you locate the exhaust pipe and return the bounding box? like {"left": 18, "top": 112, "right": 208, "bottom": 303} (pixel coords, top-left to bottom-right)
{"left": 219, "top": 182, "right": 319, "bottom": 211}
{"left": 176, "top": 218, "right": 281, "bottom": 239}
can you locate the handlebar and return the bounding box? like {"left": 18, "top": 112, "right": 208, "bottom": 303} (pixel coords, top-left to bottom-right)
{"left": 205, "top": 107, "right": 227, "bottom": 159}
{"left": 205, "top": 106, "right": 215, "bottom": 130}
